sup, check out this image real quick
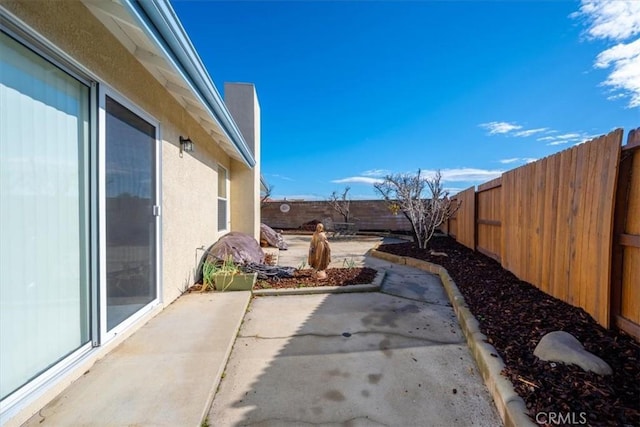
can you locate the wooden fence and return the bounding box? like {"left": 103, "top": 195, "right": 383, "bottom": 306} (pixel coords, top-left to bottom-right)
{"left": 444, "top": 128, "right": 638, "bottom": 339}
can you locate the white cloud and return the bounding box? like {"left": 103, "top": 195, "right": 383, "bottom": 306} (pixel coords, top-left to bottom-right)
{"left": 607, "top": 93, "right": 627, "bottom": 101}
{"left": 272, "top": 194, "right": 323, "bottom": 201}
{"left": 444, "top": 187, "right": 465, "bottom": 194}
{"left": 595, "top": 38, "right": 640, "bottom": 67}
{"left": 537, "top": 136, "right": 556, "bottom": 142}
{"left": 268, "top": 173, "right": 294, "bottom": 181}
{"left": 499, "top": 157, "right": 538, "bottom": 164}
{"left": 556, "top": 133, "right": 582, "bottom": 139}
{"left": 331, "top": 176, "right": 384, "bottom": 185}
{"left": 481, "top": 122, "right": 554, "bottom": 138}
{"left": 574, "top": 0, "right": 640, "bottom": 108}
{"left": 595, "top": 39, "right": 640, "bottom": 107}
{"left": 573, "top": 1, "right": 640, "bottom": 41}
{"left": 480, "top": 121, "right": 522, "bottom": 135}
{"left": 423, "top": 168, "right": 503, "bottom": 182}
{"left": 499, "top": 158, "right": 521, "bottom": 164}
{"left": 513, "top": 128, "right": 548, "bottom": 137}
{"left": 360, "top": 169, "right": 391, "bottom": 177}
{"left": 545, "top": 131, "right": 600, "bottom": 145}
{"left": 333, "top": 167, "right": 503, "bottom": 187}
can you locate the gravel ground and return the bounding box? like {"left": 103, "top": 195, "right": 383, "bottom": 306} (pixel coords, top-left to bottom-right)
{"left": 254, "top": 267, "right": 377, "bottom": 289}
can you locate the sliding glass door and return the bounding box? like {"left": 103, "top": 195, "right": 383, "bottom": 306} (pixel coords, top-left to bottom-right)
{"left": 105, "top": 96, "right": 157, "bottom": 331}
{"left": 0, "top": 31, "right": 91, "bottom": 400}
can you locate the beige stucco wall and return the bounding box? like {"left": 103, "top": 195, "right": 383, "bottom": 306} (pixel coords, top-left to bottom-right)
{"left": 0, "top": 2, "right": 245, "bottom": 424}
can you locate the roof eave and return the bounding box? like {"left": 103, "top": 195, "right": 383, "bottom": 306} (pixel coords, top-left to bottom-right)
{"left": 122, "top": 0, "right": 256, "bottom": 168}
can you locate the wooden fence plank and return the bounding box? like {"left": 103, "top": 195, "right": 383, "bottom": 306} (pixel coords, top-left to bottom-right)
{"left": 567, "top": 144, "right": 581, "bottom": 306}
{"left": 541, "top": 156, "right": 560, "bottom": 295}
{"left": 552, "top": 149, "right": 570, "bottom": 303}
{"left": 535, "top": 159, "right": 546, "bottom": 288}
{"left": 582, "top": 138, "right": 600, "bottom": 318}
{"left": 501, "top": 170, "right": 514, "bottom": 272}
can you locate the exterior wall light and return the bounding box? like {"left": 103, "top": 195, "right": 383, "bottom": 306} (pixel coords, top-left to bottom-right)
{"left": 179, "top": 136, "right": 194, "bottom": 153}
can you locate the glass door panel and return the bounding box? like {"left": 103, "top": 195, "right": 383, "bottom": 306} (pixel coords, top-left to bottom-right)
{"left": 0, "top": 32, "right": 90, "bottom": 399}
{"left": 105, "top": 97, "right": 156, "bottom": 331}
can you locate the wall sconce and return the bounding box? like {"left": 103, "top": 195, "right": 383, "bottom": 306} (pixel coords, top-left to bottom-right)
{"left": 179, "top": 136, "right": 194, "bottom": 154}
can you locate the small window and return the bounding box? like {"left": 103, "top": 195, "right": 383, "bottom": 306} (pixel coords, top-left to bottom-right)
{"left": 217, "top": 165, "right": 228, "bottom": 231}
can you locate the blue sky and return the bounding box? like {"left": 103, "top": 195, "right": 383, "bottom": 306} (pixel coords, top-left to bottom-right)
{"left": 172, "top": 0, "right": 639, "bottom": 200}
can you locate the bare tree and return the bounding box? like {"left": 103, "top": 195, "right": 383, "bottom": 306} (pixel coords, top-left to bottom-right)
{"left": 374, "top": 170, "right": 459, "bottom": 249}
{"left": 261, "top": 184, "right": 274, "bottom": 208}
{"left": 328, "top": 186, "right": 352, "bottom": 223}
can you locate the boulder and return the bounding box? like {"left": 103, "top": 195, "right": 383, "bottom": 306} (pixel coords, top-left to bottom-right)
{"left": 534, "top": 331, "right": 612, "bottom": 375}
{"left": 260, "top": 223, "right": 288, "bottom": 250}
{"left": 205, "top": 232, "right": 265, "bottom": 265}
{"left": 195, "top": 232, "right": 265, "bottom": 283}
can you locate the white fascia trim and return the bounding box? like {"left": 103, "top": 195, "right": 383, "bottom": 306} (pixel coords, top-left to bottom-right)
{"left": 122, "top": 0, "right": 256, "bottom": 168}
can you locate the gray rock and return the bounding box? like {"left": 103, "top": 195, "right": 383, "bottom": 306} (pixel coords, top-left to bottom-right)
{"left": 260, "top": 223, "right": 288, "bottom": 250}
{"left": 534, "top": 331, "right": 612, "bottom": 375}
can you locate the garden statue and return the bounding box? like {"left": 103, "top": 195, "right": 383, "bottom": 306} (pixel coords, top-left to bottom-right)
{"left": 308, "top": 222, "right": 331, "bottom": 279}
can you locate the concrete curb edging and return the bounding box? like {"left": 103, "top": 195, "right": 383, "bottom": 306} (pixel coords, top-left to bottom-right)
{"left": 370, "top": 250, "right": 536, "bottom": 427}
{"left": 252, "top": 270, "right": 386, "bottom": 296}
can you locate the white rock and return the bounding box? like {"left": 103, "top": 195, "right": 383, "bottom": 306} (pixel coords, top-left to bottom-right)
{"left": 534, "top": 331, "right": 612, "bottom": 375}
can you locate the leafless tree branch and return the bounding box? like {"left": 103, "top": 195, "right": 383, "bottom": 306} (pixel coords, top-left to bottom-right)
{"left": 328, "top": 186, "right": 352, "bottom": 223}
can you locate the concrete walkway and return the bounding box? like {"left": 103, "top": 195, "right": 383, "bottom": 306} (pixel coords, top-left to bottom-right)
{"left": 208, "top": 256, "right": 501, "bottom": 426}
{"left": 23, "top": 292, "right": 251, "bottom": 427}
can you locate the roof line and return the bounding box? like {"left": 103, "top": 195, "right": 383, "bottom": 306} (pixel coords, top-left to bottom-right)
{"left": 123, "top": 0, "right": 255, "bottom": 167}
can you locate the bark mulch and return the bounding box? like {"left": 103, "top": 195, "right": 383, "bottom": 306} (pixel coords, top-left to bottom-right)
{"left": 377, "top": 235, "right": 639, "bottom": 427}
{"left": 254, "top": 267, "right": 377, "bottom": 289}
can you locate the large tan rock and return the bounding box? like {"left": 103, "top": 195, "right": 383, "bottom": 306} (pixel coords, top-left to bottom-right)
{"left": 534, "top": 331, "right": 612, "bottom": 375}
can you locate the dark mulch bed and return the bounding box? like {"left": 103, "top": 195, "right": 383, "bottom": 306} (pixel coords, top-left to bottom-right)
{"left": 254, "top": 267, "right": 377, "bottom": 289}
{"left": 378, "top": 235, "right": 639, "bottom": 427}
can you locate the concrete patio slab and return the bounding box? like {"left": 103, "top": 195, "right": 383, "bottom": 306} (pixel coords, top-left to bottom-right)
{"left": 208, "top": 284, "right": 501, "bottom": 426}
{"left": 23, "top": 291, "right": 251, "bottom": 427}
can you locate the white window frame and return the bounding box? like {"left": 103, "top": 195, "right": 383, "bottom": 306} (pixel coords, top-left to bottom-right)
{"left": 98, "top": 85, "right": 163, "bottom": 343}
{"left": 218, "top": 164, "right": 230, "bottom": 233}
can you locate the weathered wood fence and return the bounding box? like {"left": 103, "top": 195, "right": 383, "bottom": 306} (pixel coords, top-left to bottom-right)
{"left": 445, "top": 128, "right": 638, "bottom": 339}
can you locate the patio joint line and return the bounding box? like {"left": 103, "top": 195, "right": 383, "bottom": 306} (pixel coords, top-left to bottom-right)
{"left": 379, "top": 291, "right": 454, "bottom": 307}
{"left": 237, "top": 330, "right": 465, "bottom": 346}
